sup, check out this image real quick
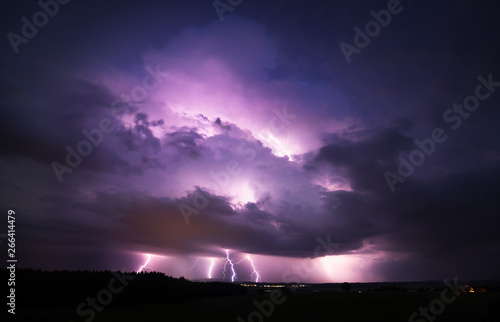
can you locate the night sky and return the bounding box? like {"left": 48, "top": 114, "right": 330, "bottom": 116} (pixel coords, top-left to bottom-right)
{"left": 1, "top": 0, "right": 500, "bottom": 283}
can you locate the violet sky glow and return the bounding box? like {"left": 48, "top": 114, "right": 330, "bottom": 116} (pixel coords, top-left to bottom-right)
{"left": 1, "top": 0, "right": 500, "bottom": 283}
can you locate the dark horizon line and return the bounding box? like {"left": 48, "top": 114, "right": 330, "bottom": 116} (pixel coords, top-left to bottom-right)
{"left": 4, "top": 268, "right": 498, "bottom": 284}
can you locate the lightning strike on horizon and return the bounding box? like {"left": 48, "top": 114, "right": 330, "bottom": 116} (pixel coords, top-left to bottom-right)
{"left": 246, "top": 255, "right": 261, "bottom": 282}
{"left": 208, "top": 258, "right": 215, "bottom": 279}
{"left": 137, "top": 254, "right": 153, "bottom": 273}
{"left": 224, "top": 249, "right": 237, "bottom": 282}
{"left": 136, "top": 254, "right": 164, "bottom": 273}
{"left": 237, "top": 254, "right": 261, "bottom": 282}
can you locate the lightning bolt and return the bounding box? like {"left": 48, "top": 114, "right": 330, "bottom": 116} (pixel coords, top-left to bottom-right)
{"left": 137, "top": 254, "right": 153, "bottom": 273}
{"left": 137, "top": 254, "right": 163, "bottom": 273}
{"left": 224, "top": 249, "right": 237, "bottom": 282}
{"left": 246, "top": 255, "right": 261, "bottom": 283}
{"left": 236, "top": 254, "right": 261, "bottom": 282}
{"left": 208, "top": 258, "right": 215, "bottom": 279}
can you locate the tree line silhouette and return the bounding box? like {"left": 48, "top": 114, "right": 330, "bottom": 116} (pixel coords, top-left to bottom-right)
{"left": 1, "top": 268, "right": 247, "bottom": 309}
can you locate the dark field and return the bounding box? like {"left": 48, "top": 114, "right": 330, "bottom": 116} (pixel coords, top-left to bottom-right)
{"left": 14, "top": 291, "right": 500, "bottom": 322}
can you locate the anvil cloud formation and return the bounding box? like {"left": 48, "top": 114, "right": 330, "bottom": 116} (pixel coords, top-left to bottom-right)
{"left": 0, "top": 0, "right": 499, "bottom": 282}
